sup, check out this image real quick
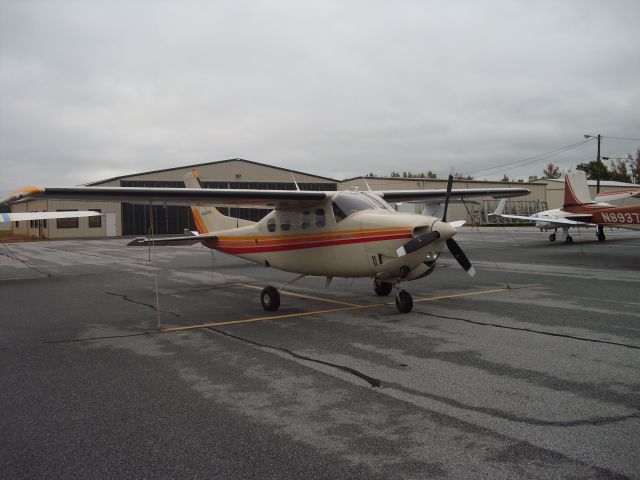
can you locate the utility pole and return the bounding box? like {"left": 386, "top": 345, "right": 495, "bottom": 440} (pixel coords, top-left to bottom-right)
{"left": 584, "top": 133, "right": 603, "bottom": 193}
{"left": 596, "top": 134, "right": 602, "bottom": 194}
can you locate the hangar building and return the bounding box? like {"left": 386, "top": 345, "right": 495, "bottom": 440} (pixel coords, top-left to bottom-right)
{"left": 9, "top": 159, "right": 337, "bottom": 239}
{"left": 8, "top": 158, "right": 640, "bottom": 239}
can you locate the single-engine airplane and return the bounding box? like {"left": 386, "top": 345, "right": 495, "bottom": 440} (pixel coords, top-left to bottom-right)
{"left": 490, "top": 171, "right": 640, "bottom": 243}
{"left": 1, "top": 173, "right": 529, "bottom": 313}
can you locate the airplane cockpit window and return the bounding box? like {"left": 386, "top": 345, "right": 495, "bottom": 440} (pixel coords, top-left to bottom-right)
{"left": 362, "top": 192, "right": 395, "bottom": 211}
{"left": 267, "top": 217, "right": 276, "bottom": 232}
{"left": 331, "top": 192, "right": 379, "bottom": 222}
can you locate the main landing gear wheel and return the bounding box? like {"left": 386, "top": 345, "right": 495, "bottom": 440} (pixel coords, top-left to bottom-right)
{"left": 549, "top": 233, "right": 556, "bottom": 242}
{"left": 564, "top": 235, "right": 573, "bottom": 244}
{"left": 261, "top": 286, "right": 280, "bottom": 311}
{"left": 395, "top": 290, "right": 413, "bottom": 313}
{"left": 597, "top": 226, "right": 606, "bottom": 242}
{"left": 373, "top": 279, "right": 393, "bottom": 296}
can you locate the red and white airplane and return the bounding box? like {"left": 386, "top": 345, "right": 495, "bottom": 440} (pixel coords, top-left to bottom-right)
{"left": 491, "top": 171, "right": 640, "bottom": 243}
{"left": 2, "top": 173, "right": 528, "bottom": 313}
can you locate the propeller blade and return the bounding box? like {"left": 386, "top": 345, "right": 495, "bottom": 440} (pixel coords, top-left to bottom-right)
{"left": 396, "top": 231, "right": 440, "bottom": 257}
{"left": 441, "top": 174, "right": 454, "bottom": 222}
{"left": 446, "top": 238, "right": 476, "bottom": 277}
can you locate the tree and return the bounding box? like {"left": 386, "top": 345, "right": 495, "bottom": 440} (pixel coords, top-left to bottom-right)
{"left": 629, "top": 149, "right": 640, "bottom": 184}
{"left": 390, "top": 171, "right": 401, "bottom": 178}
{"left": 542, "top": 163, "right": 561, "bottom": 179}
{"left": 500, "top": 174, "right": 509, "bottom": 182}
{"left": 576, "top": 161, "right": 610, "bottom": 181}
{"left": 426, "top": 170, "right": 437, "bottom": 179}
{"left": 609, "top": 159, "right": 631, "bottom": 183}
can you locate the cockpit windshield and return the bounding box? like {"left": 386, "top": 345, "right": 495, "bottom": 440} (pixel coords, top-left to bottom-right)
{"left": 332, "top": 192, "right": 388, "bottom": 222}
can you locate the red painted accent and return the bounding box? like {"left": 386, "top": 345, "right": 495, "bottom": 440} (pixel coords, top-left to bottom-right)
{"left": 205, "top": 233, "right": 413, "bottom": 254}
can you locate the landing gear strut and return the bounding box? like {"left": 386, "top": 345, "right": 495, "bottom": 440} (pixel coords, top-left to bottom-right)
{"left": 596, "top": 225, "right": 606, "bottom": 242}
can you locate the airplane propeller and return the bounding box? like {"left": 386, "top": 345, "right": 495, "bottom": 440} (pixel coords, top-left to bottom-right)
{"left": 396, "top": 175, "right": 476, "bottom": 277}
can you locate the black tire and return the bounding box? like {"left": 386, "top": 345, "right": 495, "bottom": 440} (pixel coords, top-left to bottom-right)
{"left": 549, "top": 233, "right": 556, "bottom": 242}
{"left": 261, "top": 286, "right": 280, "bottom": 311}
{"left": 373, "top": 279, "right": 393, "bottom": 296}
{"left": 565, "top": 235, "right": 573, "bottom": 244}
{"left": 395, "top": 290, "right": 413, "bottom": 313}
{"left": 597, "top": 233, "right": 606, "bottom": 242}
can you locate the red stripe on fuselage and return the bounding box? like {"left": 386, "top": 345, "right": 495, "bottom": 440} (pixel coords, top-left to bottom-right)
{"left": 204, "top": 232, "right": 413, "bottom": 254}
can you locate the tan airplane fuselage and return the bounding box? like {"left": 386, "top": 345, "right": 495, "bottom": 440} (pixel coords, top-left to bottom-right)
{"left": 200, "top": 202, "right": 451, "bottom": 281}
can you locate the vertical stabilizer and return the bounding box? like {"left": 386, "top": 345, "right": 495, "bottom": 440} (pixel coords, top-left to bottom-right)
{"left": 183, "top": 169, "right": 255, "bottom": 233}
{"left": 563, "top": 171, "right": 593, "bottom": 207}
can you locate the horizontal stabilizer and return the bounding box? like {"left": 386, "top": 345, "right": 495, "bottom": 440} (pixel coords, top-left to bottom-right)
{"left": 127, "top": 233, "right": 217, "bottom": 247}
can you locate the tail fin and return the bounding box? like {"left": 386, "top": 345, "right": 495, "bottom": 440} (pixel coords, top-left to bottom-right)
{"left": 563, "top": 171, "right": 593, "bottom": 207}
{"left": 184, "top": 169, "right": 255, "bottom": 233}
{"left": 489, "top": 198, "right": 507, "bottom": 216}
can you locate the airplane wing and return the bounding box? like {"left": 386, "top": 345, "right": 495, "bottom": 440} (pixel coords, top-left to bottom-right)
{"left": 1, "top": 186, "right": 326, "bottom": 208}
{"left": 0, "top": 210, "right": 101, "bottom": 224}
{"left": 488, "top": 198, "right": 593, "bottom": 226}
{"left": 594, "top": 189, "right": 640, "bottom": 203}
{"left": 493, "top": 213, "right": 593, "bottom": 226}
{"left": 377, "top": 187, "right": 530, "bottom": 203}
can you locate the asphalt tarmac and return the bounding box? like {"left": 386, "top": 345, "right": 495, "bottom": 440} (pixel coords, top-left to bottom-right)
{"left": 1, "top": 227, "right": 639, "bottom": 479}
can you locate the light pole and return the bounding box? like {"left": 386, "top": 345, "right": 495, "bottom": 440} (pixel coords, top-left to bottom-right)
{"left": 584, "top": 134, "right": 607, "bottom": 241}
{"left": 584, "top": 134, "right": 603, "bottom": 193}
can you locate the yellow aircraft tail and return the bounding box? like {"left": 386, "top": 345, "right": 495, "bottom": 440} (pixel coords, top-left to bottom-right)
{"left": 183, "top": 169, "right": 255, "bottom": 233}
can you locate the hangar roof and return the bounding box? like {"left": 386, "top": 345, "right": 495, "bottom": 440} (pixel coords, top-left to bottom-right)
{"left": 85, "top": 158, "right": 339, "bottom": 186}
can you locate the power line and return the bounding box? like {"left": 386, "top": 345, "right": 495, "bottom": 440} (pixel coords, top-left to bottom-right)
{"left": 462, "top": 138, "right": 594, "bottom": 176}
{"left": 603, "top": 136, "right": 640, "bottom": 141}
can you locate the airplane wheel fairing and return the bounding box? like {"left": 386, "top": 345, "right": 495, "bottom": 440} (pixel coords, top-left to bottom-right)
{"left": 261, "top": 286, "right": 280, "bottom": 311}
{"left": 395, "top": 290, "right": 413, "bottom": 313}
{"left": 373, "top": 279, "right": 393, "bottom": 296}
{"left": 549, "top": 233, "right": 556, "bottom": 242}
{"left": 597, "top": 233, "right": 606, "bottom": 241}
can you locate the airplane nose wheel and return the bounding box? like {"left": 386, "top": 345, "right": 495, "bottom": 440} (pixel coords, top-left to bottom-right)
{"left": 395, "top": 290, "right": 413, "bottom": 313}
{"left": 261, "top": 286, "right": 280, "bottom": 311}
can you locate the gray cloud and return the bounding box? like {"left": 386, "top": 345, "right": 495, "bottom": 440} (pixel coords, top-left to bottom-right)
{"left": 1, "top": 0, "right": 639, "bottom": 192}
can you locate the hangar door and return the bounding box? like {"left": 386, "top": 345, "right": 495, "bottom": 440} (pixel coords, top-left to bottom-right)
{"left": 120, "top": 180, "right": 336, "bottom": 235}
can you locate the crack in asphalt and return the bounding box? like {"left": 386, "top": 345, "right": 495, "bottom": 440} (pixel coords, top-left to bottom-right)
{"left": 416, "top": 310, "right": 640, "bottom": 350}
{"left": 105, "top": 291, "right": 182, "bottom": 317}
{"left": 386, "top": 382, "right": 640, "bottom": 427}
{"left": 207, "top": 327, "right": 383, "bottom": 388}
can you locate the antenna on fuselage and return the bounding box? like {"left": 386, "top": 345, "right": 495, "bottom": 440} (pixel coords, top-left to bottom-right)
{"left": 290, "top": 172, "right": 301, "bottom": 191}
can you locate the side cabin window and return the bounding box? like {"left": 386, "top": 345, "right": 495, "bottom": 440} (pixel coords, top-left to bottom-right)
{"left": 315, "top": 209, "right": 325, "bottom": 228}
{"left": 279, "top": 211, "right": 292, "bottom": 231}
{"left": 267, "top": 217, "right": 276, "bottom": 232}
{"left": 300, "top": 211, "right": 311, "bottom": 230}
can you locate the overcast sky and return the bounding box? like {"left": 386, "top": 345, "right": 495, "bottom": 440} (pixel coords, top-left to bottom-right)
{"left": 1, "top": 0, "right": 639, "bottom": 192}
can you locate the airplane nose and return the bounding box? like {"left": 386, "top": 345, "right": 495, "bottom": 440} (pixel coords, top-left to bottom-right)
{"left": 432, "top": 220, "right": 456, "bottom": 240}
